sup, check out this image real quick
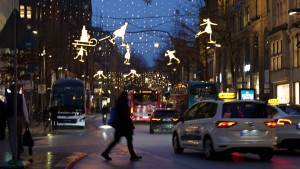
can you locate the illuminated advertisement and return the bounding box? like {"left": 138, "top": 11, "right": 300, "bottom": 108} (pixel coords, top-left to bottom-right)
{"left": 238, "top": 88, "right": 255, "bottom": 100}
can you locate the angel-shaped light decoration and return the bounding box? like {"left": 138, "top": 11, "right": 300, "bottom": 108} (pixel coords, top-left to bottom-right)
{"left": 124, "top": 43, "right": 131, "bottom": 65}
{"left": 74, "top": 46, "right": 87, "bottom": 62}
{"left": 124, "top": 69, "right": 140, "bottom": 78}
{"left": 108, "top": 22, "right": 128, "bottom": 45}
{"left": 93, "top": 70, "right": 107, "bottom": 79}
{"left": 165, "top": 50, "right": 180, "bottom": 65}
{"left": 195, "top": 18, "right": 217, "bottom": 43}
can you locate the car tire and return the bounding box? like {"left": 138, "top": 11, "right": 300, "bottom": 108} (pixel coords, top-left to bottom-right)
{"left": 259, "top": 150, "right": 273, "bottom": 161}
{"left": 150, "top": 128, "right": 154, "bottom": 134}
{"left": 173, "top": 134, "right": 184, "bottom": 154}
{"left": 204, "top": 138, "right": 216, "bottom": 160}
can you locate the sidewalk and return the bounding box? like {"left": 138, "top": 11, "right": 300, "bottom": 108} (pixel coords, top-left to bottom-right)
{"left": 0, "top": 122, "right": 87, "bottom": 169}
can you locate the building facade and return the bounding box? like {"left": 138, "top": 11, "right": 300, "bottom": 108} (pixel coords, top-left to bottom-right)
{"left": 267, "top": 0, "right": 300, "bottom": 104}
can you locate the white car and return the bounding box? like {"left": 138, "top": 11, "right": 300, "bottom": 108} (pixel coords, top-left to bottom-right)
{"left": 267, "top": 104, "right": 300, "bottom": 151}
{"left": 172, "top": 100, "right": 277, "bottom": 160}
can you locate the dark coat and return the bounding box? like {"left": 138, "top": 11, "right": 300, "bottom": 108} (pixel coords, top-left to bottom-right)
{"left": 0, "top": 100, "right": 6, "bottom": 140}
{"left": 115, "top": 97, "right": 134, "bottom": 136}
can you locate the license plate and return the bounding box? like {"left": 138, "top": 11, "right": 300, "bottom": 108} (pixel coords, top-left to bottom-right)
{"left": 162, "top": 118, "right": 172, "bottom": 122}
{"left": 240, "top": 130, "right": 261, "bottom": 136}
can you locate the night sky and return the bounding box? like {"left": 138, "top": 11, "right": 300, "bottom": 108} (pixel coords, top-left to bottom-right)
{"left": 92, "top": 0, "right": 202, "bottom": 67}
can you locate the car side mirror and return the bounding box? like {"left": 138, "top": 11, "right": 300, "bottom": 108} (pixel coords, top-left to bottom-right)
{"left": 148, "top": 113, "right": 152, "bottom": 117}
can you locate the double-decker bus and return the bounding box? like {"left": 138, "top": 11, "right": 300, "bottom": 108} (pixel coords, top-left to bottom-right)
{"left": 168, "top": 82, "right": 218, "bottom": 115}
{"left": 49, "top": 78, "right": 85, "bottom": 127}
{"left": 128, "top": 90, "right": 161, "bottom": 121}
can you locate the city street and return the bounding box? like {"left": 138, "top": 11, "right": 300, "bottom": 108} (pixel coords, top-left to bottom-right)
{"left": 0, "top": 113, "right": 298, "bottom": 169}
{"left": 2, "top": 114, "right": 299, "bottom": 169}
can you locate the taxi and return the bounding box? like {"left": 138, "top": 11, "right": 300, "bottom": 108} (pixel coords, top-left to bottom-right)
{"left": 172, "top": 93, "right": 277, "bottom": 160}
{"left": 267, "top": 99, "right": 300, "bottom": 151}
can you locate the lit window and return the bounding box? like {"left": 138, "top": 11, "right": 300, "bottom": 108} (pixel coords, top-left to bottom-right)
{"left": 27, "top": 6, "right": 32, "bottom": 19}
{"left": 20, "top": 5, "right": 25, "bottom": 18}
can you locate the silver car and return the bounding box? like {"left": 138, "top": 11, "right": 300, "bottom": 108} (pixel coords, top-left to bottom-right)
{"left": 172, "top": 100, "right": 277, "bottom": 160}
{"left": 267, "top": 104, "right": 300, "bottom": 151}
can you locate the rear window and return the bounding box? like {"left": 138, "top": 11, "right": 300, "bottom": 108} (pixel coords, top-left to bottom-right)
{"left": 278, "top": 105, "right": 300, "bottom": 115}
{"left": 153, "top": 110, "right": 178, "bottom": 117}
{"left": 222, "top": 102, "right": 268, "bottom": 118}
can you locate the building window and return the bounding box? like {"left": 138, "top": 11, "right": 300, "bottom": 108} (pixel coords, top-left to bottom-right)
{"left": 20, "top": 5, "right": 25, "bottom": 18}
{"left": 277, "top": 84, "right": 290, "bottom": 104}
{"left": 271, "top": 55, "right": 282, "bottom": 71}
{"left": 27, "top": 6, "right": 32, "bottom": 19}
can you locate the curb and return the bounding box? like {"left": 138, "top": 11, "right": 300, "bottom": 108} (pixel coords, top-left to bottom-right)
{"left": 65, "top": 152, "right": 88, "bottom": 169}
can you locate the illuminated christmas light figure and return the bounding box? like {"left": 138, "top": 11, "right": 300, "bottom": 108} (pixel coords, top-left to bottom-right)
{"left": 80, "top": 26, "right": 90, "bottom": 42}
{"left": 195, "top": 18, "right": 217, "bottom": 43}
{"left": 165, "top": 50, "right": 180, "bottom": 65}
{"left": 74, "top": 46, "right": 87, "bottom": 62}
{"left": 109, "top": 22, "right": 128, "bottom": 45}
{"left": 124, "top": 43, "right": 131, "bottom": 65}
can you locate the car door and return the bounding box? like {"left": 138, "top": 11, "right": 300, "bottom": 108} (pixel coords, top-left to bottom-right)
{"left": 179, "top": 103, "right": 201, "bottom": 147}
{"left": 190, "top": 102, "right": 218, "bottom": 149}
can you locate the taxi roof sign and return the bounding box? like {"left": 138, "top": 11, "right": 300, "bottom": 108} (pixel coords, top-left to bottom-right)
{"left": 268, "top": 99, "right": 279, "bottom": 105}
{"left": 218, "top": 92, "right": 235, "bottom": 99}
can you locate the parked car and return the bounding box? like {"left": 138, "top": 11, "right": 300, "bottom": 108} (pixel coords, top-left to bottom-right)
{"left": 149, "top": 108, "right": 179, "bottom": 134}
{"left": 172, "top": 100, "right": 277, "bottom": 160}
{"left": 267, "top": 104, "right": 300, "bottom": 151}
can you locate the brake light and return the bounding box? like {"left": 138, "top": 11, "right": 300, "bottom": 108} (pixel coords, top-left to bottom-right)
{"left": 277, "top": 119, "right": 292, "bottom": 125}
{"left": 264, "top": 121, "right": 277, "bottom": 128}
{"left": 151, "top": 118, "right": 161, "bottom": 121}
{"left": 216, "top": 121, "right": 237, "bottom": 128}
{"left": 172, "top": 118, "right": 179, "bottom": 122}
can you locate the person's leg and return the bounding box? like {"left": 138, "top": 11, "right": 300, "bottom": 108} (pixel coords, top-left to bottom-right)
{"left": 17, "top": 117, "right": 25, "bottom": 157}
{"left": 125, "top": 135, "right": 136, "bottom": 156}
{"left": 101, "top": 131, "right": 121, "bottom": 160}
{"left": 7, "top": 117, "right": 18, "bottom": 160}
{"left": 125, "top": 134, "right": 142, "bottom": 161}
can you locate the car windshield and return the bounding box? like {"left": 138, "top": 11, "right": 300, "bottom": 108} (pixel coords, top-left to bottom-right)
{"left": 154, "top": 110, "right": 178, "bottom": 117}
{"left": 278, "top": 105, "right": 300, "bottom": 115}
{"left": 222, "top": 102, "right": 268, "bottom": 118}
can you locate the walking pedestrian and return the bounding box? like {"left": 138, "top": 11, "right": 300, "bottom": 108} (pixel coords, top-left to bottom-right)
{"left": 101, "top": 91, "right": 142, "bottom": 161}
{"left": 49, "top": 107, "right": 58, "bottom": 131}
{"left": 5, "top": 84, "right": 30, "bottom": 161}
{"left": 101, "top": 104, "right": 109, "bottom": 124}
{"left": 0, "top": 98, "right": 6, "bottom": 140}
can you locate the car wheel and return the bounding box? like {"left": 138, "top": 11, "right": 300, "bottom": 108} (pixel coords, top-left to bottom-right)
{"left": 150, "top": 128, "right": 154, "bottom": 134}
{"left": 204, "top": 138, "right": 216, "bottom": 160}
{"left": 259, "top": 150, "right": 273, "bottom": 161}
{"left": 173, "top": 134, "right": 184, "bottom": 154}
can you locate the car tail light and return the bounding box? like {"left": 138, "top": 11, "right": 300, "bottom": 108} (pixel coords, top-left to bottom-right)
{"left": 264, "top": 121, "right": 277, "bottom": 128}
{"left": 276, "top": 119, "right": 292, "bottom": 125}
{"left": 172, "top": 118, "right": 179, "bottom": 122}
{"left": 152, "top": 118, "right": 161, "bottom": 121}
{"left": 216, "top": 121, "right": 237, "bottom": 128}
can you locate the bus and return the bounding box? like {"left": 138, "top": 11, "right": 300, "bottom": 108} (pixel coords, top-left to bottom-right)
{"left": 168, "top": 82, "right": 218, "bottom": 114}
{"left": 128, "top": 90, "right": 161, "bottom": 121}
{"left": 49, "top": 78, "right": 85, "bottom": 127}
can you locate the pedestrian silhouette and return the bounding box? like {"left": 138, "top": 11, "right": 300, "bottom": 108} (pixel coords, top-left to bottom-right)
{"left": 101, "top": 91, "right": 142, "bottom": 161}
{"left": 0, "top": 99, "right": 6, "bottom": 140}
{"left": 101, "top": 105, "right": 109, "bottom": 124}
{"left": 5, "top": 84, "right": 30, "bottom": 161}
